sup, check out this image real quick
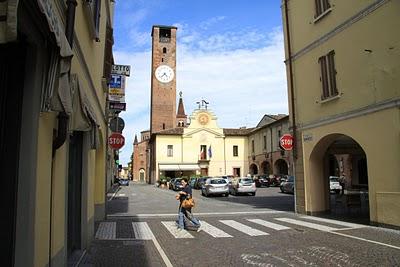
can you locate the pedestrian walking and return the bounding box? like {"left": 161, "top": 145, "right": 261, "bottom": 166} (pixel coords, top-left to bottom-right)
{"left": 176, "top": 178, "right": 200, "bottom": 231}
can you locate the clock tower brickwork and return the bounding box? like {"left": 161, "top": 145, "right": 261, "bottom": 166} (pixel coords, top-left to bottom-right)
{"left": 150, "top": 25, "right": 177, "bottom": 134}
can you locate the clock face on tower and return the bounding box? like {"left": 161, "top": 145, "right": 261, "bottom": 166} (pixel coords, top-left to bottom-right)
{"left": 155, "top": 65, "right": 174, "bottom": 83}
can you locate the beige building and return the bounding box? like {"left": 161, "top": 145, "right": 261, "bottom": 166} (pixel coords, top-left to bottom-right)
{"left": 282, "top": 0, "right": 400, "bottom": 227}
{"left": 152, "top": 107, "right": 251, "bottom": 181}
{"left": 0, "top": 0, "right": 115, "bottom": 265}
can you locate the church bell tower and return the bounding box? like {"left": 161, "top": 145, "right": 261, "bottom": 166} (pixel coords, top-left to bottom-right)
{"left": 150, "top": 25, "right": 177, "bottom": 134}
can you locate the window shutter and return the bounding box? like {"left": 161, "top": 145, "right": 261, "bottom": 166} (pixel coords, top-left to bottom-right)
{"left": 315, "top": 0, "right": 322, "bottom": 17}
{"left": 103, "top": 24, "right": 113, "bottom": 82}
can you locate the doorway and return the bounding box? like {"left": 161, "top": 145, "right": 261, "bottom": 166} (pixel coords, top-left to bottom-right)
{"left": 67, "top": 132, "right": 83, "bottom": 256}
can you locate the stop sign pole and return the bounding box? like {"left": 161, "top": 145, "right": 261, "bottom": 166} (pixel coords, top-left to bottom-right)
{"left": 108, "top": 132, "right": 125, "bottom": 150}
{"left": 279, "top": 134, "right": 294, "bottom": 151}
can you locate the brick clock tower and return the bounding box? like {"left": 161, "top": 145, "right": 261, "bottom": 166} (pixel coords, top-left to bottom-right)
{"left": 150, "top": 25, "right": 178, "bottom": 134}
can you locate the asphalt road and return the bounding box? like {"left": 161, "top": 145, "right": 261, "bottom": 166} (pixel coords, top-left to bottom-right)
{"left": 80, "top": 182, "right": 400, "bottom": 267}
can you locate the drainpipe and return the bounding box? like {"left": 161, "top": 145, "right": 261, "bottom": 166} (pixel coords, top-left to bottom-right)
{"left": 284, "top": 0, "right": 298, "bottom": 213}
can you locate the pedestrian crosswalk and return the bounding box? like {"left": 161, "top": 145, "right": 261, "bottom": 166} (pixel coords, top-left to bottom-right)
{"left": 95, "top": 217, "right": 366, "bottom": 241}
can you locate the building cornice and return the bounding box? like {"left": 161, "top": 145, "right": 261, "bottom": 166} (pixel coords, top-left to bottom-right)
{"left": 285, "top": 0, "right": 390, "bottom": 63}
{"left": 299, "top": 98, "right": 400, "bottom": 131}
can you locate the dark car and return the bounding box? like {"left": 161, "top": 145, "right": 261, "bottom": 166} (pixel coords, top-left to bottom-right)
{"left": 118, "top": 178, "right": 129, "bottom": 186}
{"left": 193, "top": 177, "right": 208, "bottom": 189}
{"left": 254, "top": 175, "right": 270, "bottom": 187}
{"left": 268, "top": 175, "right": 282, "bottom": 187}
{"left": 189, "top": 177, "right": 197, "bottom": 188}
{"left": 171, "top": 178, "right": 184, "bottom": 191}
{"left": 280, "top": 176, "right": 294, "bottom": 194}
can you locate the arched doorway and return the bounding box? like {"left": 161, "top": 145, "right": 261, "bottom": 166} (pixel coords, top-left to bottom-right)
{"left": 249, "top": 164, "right": 258, "bottom": 175}
{"left": 309, "top": 134, "right": 369, "bottom": 220}
{"left": 260, "top": 161, "right": 271, "bottom": 175}
{"left": 274, "top": 159, "right": 288, "bottom": 175}
{"left": 139, "top": 169, "right": 145, "bottom": 182}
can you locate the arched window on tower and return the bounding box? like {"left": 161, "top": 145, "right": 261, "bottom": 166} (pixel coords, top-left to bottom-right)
{"left": 162, "top": 123, "right": 165, "bottom": 130}
{"left": 163, "top": 47, "right": 167, "bottom": 54}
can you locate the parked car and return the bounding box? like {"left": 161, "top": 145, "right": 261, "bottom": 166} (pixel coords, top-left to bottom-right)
{"left": 171, "top": 178, "right": 184, "bottom": 191}
{"left": 118, "top": 178, "right": 129, "bottom": 186}
{"left": 329, "top": 176, "right": 342, "bottom": 194}
{"left": 201, "top": 177, "right": 229, "bottom": 197}
{"left": 221, "top": 175, "right": 235, "bottom": 184}
{"left": 229, "top": 177, "right": 256, "bottom": 196}
{"left": 189, "top": 177, "right": 197, "bottom": 188}
{"left": 193, "top": 177, "right": 208, "bottom": 189}
{"left": 280, "top": 176, "right": 294, "bottom": 194}
{"left": 169, "top": 178, "right": 176, "bottom": 190}
{"left": 268, "top": 175, "right": 282, "bottom": 187}
{"left": 254, "top": 175, "right": 270, "bottom": 187}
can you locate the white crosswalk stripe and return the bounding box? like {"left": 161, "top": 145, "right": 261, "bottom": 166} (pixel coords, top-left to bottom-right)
{"left": 300, "top": 216, "right": 366, "bottom": 229}
{"left": 95, "top": 222, "right": 116, "bottom": 239}
{"left": 161, "top": 221, "right": 194, "bottom": 238}
{"left": 247, "top": 219, "right": 291, "bottom": 231}
{"left": 275, "top": 218, "right": 339, "bottom": 232}
{"left": 132, "top": 222, "right": 154, "bottom": 240}
{"left": 199, "top": 221, "right": 232, "bottom": 238}
{"left": 219, "top": 220, "right": 269, "bottom": 236}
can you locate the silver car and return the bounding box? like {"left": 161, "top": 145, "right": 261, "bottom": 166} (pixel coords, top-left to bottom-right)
{"left": 201, "top": 177, "right": 229, "bottom": 197}
{"left": 229, "top": 177, "right": 256, "bottom": 196}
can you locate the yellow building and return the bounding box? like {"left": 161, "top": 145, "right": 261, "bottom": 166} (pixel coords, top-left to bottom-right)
{"left": 1, "top": 0, "right": 115, "bottom": 265}
{"left": 152, "top": 107, "right": 251, "bottom": 181}
{"left": 282, "top": 0, "right": 400, "bottom": 227}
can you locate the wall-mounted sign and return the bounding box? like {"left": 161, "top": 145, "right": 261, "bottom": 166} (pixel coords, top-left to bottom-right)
{"left": 109, "top": 102, "right": 126, "bottom": 111}
{"left": 108, "top": 74, "right": 125, "bottom": 102}
{"left": 112, "top": 64, "right": 131, "bottom": 76}
{"left": 279, "top": 134, "right": 294, "bottom": 151}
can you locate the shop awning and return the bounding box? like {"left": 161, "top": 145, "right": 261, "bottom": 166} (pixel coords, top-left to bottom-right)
{"left": 159, "top": 164, "right": 200, "bottom": 171}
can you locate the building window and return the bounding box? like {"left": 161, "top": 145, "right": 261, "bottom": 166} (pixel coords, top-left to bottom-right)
{"left": 167, "top": 145, "right": 173, "bottom": 157}
{"left": 233, "top": 145, "right": 239, "bottom": 157}
{"left": 251, "top": 140, "right": 255, "bottom": 153}
{"left": 159, "top": 28, "right": 171, "bottom": 43}
{"left": 163, "top": 47, "right": 167, "bottom": 53}
{"left": 233, "top": 168, "right": 241, "bottom": 177}
{"left": 200, "top": 145, "right": 207, "bottom": 160}
{"left": 319, "top": 50, "right": 338, "bottom": 100}
{"left": 162, "top": 123, "right": 165, "bottom": 130}
{"left": 84, "top": 0, "right": 102, "bottom": 41}
{"left": 263, "top": 135, "right": 267, "bottom": 150}
{"left": 315, "top": 0, "right": 331, "bottom": 19}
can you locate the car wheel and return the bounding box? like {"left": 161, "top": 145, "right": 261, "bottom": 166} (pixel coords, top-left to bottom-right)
{"left": 224, "top": 193, "right": 229, "bottom": 197}
{"left": 201, "top": 190, "right": 205, "bottom": 196}
{"left": 280, "top": 186, "right": 284, "bottom": 193}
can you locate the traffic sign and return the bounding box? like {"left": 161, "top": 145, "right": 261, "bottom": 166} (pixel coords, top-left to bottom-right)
{"left": 279, "top": 134, "right": 294, "bottom": 151}
{"left": 108, "top": 133, "right": 125, "bottom": 149}
{"left": 109, "top": 102, "right": 126, "bottom": 111}
{"left": 109, "top": 117, "right": 125, "bottom": 133}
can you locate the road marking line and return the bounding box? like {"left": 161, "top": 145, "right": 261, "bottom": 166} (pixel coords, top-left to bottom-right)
{"left": 220, "top": 220, "right": 269, "bottom": 236}
{"left": 161, "top": 221, "right": 194, "bottom": 238}
{"left": 109, "top": 210, "right": 284, "bottom": 218}
{"left": 275, "top": 218, "right": 339, "bottom": 232}
{"left": 95, "top": 222, "right": 116, "bottom": 239}
{"left": 300, "top": 216, "right": 367, "bottom": 229}
{"left": 330, "top": 231, "right": 400, "bottom": 251}
{"left": 199, "top": 221, "right": 233, "bottom": 238}
{"left": 117, "top": 193, "right": 126, "bottom": 196}
{"left": 247, "top": 219, "right": 291, "bottom": 231}
{"left": 132, "top": 222, "right": 154, "bottom": 240}
{"left": 131, "top": 222, "right": 173, "bottom": 267}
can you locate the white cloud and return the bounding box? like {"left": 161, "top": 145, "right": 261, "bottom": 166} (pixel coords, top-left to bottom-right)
{"left": 115, "top": 27, "right": 288, "bottom": 166}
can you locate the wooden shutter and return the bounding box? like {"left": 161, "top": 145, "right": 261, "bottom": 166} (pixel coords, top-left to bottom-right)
{"left": 103, "top": 24, "right": 113, "bottom": 82}
{"left": 327, "top": 51, "right": 337, "bottom": 96}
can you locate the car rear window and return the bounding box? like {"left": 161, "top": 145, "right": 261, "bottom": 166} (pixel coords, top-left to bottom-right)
{"left": 210, "top": 179, "right": 227, "bottom": 184}
{"left": 240, "top": 178, "right": 253, "bottom": 183}
{"left": 330, "top": 177, "right": 339, "bottom": 182}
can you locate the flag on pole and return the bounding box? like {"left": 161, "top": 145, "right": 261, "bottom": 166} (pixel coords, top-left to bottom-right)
{"left": 208, "top": 145, "right": 212, "bottom": 158}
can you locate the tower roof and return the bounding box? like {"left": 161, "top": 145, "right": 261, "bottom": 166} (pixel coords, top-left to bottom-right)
{"left": 176, "top": 92, "right": 187, "bottom": 118}
{"left": 134, "top": 134, "right": 138, "bottom": 145}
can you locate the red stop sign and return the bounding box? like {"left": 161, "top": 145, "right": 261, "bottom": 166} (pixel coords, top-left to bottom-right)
{"left": 108, "top": 133, "right": 125, "bottom": 149}
{"left": 279, "top": 134, "right": 294, "bottom": 151}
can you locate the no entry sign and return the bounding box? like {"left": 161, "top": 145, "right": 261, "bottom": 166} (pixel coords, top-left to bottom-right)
{"left": 279, "top": 134, "right": 294, "bottom": 151}
{"left": 108, "top": 133, "right": 125, "bottom": 149}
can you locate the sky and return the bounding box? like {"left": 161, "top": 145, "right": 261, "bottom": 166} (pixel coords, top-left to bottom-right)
{"left": 113, "top": 0, "right": 288, "bottom": 166}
